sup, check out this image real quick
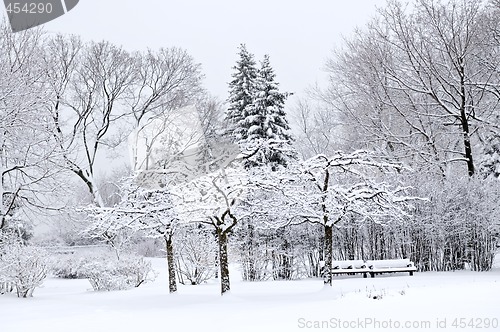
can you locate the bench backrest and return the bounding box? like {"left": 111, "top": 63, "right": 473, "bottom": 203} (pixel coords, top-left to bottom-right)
{"left": 365, "top": 259, "right": 413, "bottom": 268}
{"left": 332, "top": 260, "right": 366, "bottom": 269}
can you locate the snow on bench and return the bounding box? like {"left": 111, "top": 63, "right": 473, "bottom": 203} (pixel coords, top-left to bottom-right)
{"left": 330, "top": 260, "right": 370, "bottom": 277}
{"left": 365, "top": 259, "right": 416, "bottom": 277}
{"left": 332, "top": 260, "right": 366, "bottom": 269}
{"left": 329, "top": 259, "right": 416, "bottom": 278}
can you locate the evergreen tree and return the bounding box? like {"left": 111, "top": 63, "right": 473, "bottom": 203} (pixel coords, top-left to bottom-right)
{"left": 226, "top": 47, "right": 297, "bottom": 282}
{"left": 243, "top": 54, "right": 295, "bottom": 167}
{"left": 225, "top": 44, "right": 257, "bottom": 141}
{"left": 255, "top": 54, "right": 293, "bottom": 143}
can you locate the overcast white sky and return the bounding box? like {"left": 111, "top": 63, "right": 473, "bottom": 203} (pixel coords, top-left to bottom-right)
{"left": 36, "top": 0, "right": 387, "bottom": 100}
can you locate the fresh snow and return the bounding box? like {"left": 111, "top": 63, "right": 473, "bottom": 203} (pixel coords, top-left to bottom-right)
{"left": 1, "top": 258, "right": 499, "bottom": 332}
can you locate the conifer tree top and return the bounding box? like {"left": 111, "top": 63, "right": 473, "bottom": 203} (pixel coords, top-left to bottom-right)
{"left": 225, "top": 46, "right": 296, "bottom": 168}
{"left": 225, "top": 44, "right": 258, "bottom": 141}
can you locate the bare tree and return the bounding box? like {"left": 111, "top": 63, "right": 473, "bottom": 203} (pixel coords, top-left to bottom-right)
{"left": 290, "top": 97, "right": 343, "bottom": 159}
{"left": 47, "top": 40, "right": 136, "bottom": 207}
{"left": 127, "top": 48, "right": 204, "bottom": 172}
{"left": 325, "top": 0, "right": 500, "bottom": 178}
{"left": 0, "top": 24, "right": 63, "bottom": 236}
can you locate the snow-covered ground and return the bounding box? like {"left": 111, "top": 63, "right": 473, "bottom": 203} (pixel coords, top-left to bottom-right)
{"left": 1, "top": 258, "right": 499, "bottom": 332}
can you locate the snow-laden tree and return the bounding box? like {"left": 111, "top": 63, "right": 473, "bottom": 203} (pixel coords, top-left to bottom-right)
{"left": 226, "top": 48, "right": 294, "bottom": 167}
{"left": 254, "top": 55, "right": 293, "bottom": 143}
{"left": 299, "top": 151, "right": 418, "bottom": 285}
{"left": 0, "top": 25, "right": 63, "bottom": 239}
{"left": 242, "top": 54, "right": 295, "bottom": 168}
{"left": 86, "top": 180, "right": 179, "bottom": 293}
{"left": 226, "top": 49, "right": 296, "bottom": 280}
{"left": 44, "top": 37, "right": 205, "bottom": 208}
{"left": 0, "top": 242, "right": 48, "bottom": 298}
{"left": 225, "top": 44, "right": 258, "bottom": 141}
{"left": 172, "top": 164, "right": 249, "bottom": 295}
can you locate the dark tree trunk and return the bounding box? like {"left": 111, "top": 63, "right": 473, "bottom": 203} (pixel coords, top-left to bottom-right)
{"left": 460, "top": 112, "right": 474, "bottom": 177}
{"left": 214, "top": 230, "right": 219, "bottom": 279}
{"left": 165, "top": 235, "right": 177, "bottom": 293}
{"left": 324, "top": 224, "right": 333, "bottom": 286}
{"left": 217, "top": 230, "right": 231, "bottom": 295}
{"left": 459, "top": 64, "right": 474, "bottom": 177}
{"left": 274, "top": 227, "right": 293, "bottom": 280}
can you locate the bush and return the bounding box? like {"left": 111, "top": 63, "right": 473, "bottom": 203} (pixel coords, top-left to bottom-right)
{"left": 0, "top": 244, "right": 48, "bottom": 298}
{"left": 77, "top": 253, "right": 156, "bottom": 291}
{"left": 174, "top": 225, "right": 218, "bottom": 285}
{"left": 50, "top": 254, "right": 94, "bottom": 279}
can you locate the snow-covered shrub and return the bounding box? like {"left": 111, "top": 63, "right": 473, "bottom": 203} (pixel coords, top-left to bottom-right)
{"left": 0, "top": 281, "right": 14, "bottom": 295}
{"left": 174, "top": 225, "right": 217, "bottom": 285}
{"left": 0, "top": 244, "right": 48, "bottom": 298}
{"left": 114, "top": 255, "right": 157, "bottom": 288}
{"left": 50, "top": 254, "right": 94, "bottom": 279}
{"left": 78, "top": 253, "right": 156, "bottom": 291}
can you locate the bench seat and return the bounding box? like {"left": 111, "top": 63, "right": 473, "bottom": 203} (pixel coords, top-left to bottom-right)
{"left": 329, "top": 258, "right": 417, "bottom": 278}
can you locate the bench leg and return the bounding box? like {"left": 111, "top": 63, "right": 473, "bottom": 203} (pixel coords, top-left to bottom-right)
{"left": 370, "top": 272, "right": 375, "bottom": 278}
{"left": 409, "top": 271, "right": 413, "bottom": 276}
{"left": 363, "top": 273, "right": 367, "bottom": 278}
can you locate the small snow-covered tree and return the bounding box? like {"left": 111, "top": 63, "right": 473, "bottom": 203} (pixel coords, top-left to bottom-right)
{"left": 0, "top": 243, "right": 48, "bottom": 298}
{"left": 86, "top": 180, "right": 179, "bottom": 293}
{"left": 172, "top": 164, "right": 248, "bottom": 295}
{"left": 300, "top": 151, "right": 417, "bottom": 286}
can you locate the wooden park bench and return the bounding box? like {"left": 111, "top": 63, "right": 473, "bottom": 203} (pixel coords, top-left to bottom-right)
{"left": 329, "top": 259, "right": 416, "bottom": 278}
{"left": 330, "top": 260, "right": 370, "bottom": 278}
{"left": 365, "top": 259, "right": 416, "bottom": 278}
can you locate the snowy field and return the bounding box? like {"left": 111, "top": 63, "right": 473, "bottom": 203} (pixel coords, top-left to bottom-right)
{"left": 1, "top": 258, "right": 499, "bottom": 332}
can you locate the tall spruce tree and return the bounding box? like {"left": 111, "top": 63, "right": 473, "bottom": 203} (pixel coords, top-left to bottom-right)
{"left": 225, "top": 44, "right": 257, "bottom": 141}
{"left": 226, "top": 48, "right": 297, "bottom": 282}
{"left": 251, "top": 54, "right": 294, "bottom": 166}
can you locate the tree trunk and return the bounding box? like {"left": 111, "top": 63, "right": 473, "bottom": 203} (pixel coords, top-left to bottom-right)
{"left": 324, "top": 224, "right": 333, "bottom": 286}
{"left": 217, "top": 230, "right": 231, "bottom": 295}
{"left": 459, "top": 64, "right": 475, "bottom": 177}
{"left": 165, "top": 235, "right": 177, "bottom": 293}
{"left": 460, "top": 111, "right": 474, "bottom": 177}
{"left": 72, "top": 168, "right": 105, "bottom": 207}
